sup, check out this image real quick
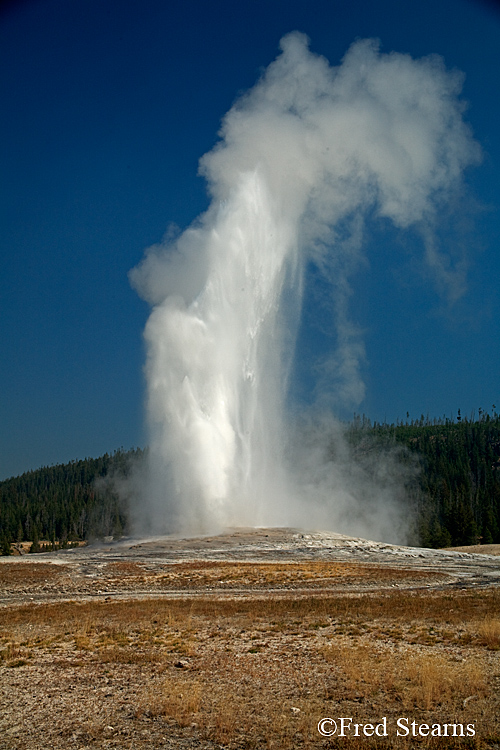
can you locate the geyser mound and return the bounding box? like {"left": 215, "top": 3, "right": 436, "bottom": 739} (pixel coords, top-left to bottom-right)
{"left": 129, "top": 33, "right": 480, "bottom": 539}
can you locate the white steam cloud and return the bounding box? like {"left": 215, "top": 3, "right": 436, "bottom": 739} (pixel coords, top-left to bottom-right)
{"left": 129, "top": 34, "right": 480, "bottom": 541}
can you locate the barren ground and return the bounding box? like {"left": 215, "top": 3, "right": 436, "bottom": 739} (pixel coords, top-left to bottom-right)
{"left": 1, "top": 528, "right": 499, "bottom": 749}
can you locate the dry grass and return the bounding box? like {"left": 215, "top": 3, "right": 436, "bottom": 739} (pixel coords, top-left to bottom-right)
{"left": 0, "top": 559, "right": 442, "bottom": 598}
{"left": 475, "top": 617, "right": 500, "bottom": 650}
{"left": 0, "top": 561, "right": 71, "bottom": 585}
{"left": 140, "top": 560, "right": 440, "bottom": 588}
{"left": 1, "top": 584, "right": 499, "bottom": 624}
{"left": 407, "top": 654, "right": 486, "bottom": 710}
{"left": 324, "top": 644, "right": 487, "bottom": 711}
{"left": 1, "top": 569, "right": 499, "bottom": 748}
{"left": 139, "top": 674, "right": 203, "bottom": 725}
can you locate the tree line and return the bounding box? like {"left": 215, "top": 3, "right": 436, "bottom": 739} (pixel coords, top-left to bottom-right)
{"left": 0, "top": 448, "right": 143, "bottom": 554}
{"left": 1, "top": 411, "right": 500, "bottom": 553}
{"left": 347, "top": 409, "right": 500, "bottom": 548}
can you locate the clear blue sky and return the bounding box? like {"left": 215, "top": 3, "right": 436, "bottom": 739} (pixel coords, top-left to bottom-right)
{"left": 1, "top": 0, "right": 499, "bottom": 480}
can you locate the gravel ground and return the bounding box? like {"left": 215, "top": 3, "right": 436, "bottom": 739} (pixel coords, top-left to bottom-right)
{"left": 1, "top": 528, "right": 499, "bottom": 749}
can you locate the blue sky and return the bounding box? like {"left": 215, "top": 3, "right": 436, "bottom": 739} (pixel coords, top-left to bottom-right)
{"left": 1, "top": 0, "right": 499, "bottom": 480}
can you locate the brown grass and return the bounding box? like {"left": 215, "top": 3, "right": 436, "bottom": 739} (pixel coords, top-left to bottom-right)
{"left": 322, "top": 643, "right": 488, "bottom": 709}
{"left": 475, "top": 617, "right": 500, "bottom": 650}
{"left": 0, "top": 559, "right": 442, "bottom": 596}
{"left": 0, "top": 561, "right": 71, "bottom": 585}
{"left": 1, "top": 574, "right": 499, "bottom": 748}
{"left": 1, "top": 585, "right": 499, "bottom": 626}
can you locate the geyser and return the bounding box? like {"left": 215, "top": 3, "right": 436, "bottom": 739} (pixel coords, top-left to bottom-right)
{"left": 130, "top": 33, "right": 480, "bottom": 538}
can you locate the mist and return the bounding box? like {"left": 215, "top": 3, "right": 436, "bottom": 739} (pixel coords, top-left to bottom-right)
{"left": 128, "top": 33, "right": 480, "bottom": 542}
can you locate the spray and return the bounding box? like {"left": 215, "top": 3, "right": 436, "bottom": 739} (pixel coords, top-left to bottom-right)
{"left": 129, "top": 33, "right": 480, "bottom": 538}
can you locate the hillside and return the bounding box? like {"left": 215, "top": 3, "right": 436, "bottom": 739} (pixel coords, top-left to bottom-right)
{"left": 1, "top": 412, "right": 500, "bottom": 552}
{"left": 0, "top": 448, "right": 143, "bottom": 553}
{"left": 349, "top": 411, "right": 500, "bottom": 548}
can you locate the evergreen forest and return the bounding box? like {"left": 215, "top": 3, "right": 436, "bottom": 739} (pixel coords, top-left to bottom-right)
{"left": 0, "top": 448, "right": 142, "bottom": 554}
{"left": 346, "top": 410, "right": 500, "bottom": 548}
{"left": 1, "top": 411, "right": 500, "bottom": 553}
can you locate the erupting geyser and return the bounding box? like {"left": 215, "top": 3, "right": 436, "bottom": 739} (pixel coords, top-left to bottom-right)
{"left": 129, "top": 33, "right": 480, "bottom": 537}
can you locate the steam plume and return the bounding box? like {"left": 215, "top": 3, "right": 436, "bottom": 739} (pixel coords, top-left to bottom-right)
{"left": 129, "top": 34, "right": 480, "bottom": 539}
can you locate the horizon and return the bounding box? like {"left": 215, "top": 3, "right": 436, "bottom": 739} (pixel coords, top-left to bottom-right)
{"left": 2, "top": 406, "right": 498, "bottom": 484}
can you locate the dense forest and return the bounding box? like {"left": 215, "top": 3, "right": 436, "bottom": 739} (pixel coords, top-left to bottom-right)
{"left": 346, "top": 409, "right": 500, "bottom": 548}
{"left": 1, "top": 411, "right": 500, "bottom": 553}
{"left": 0, "top": 448, "right": 143, "bottom": 554}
